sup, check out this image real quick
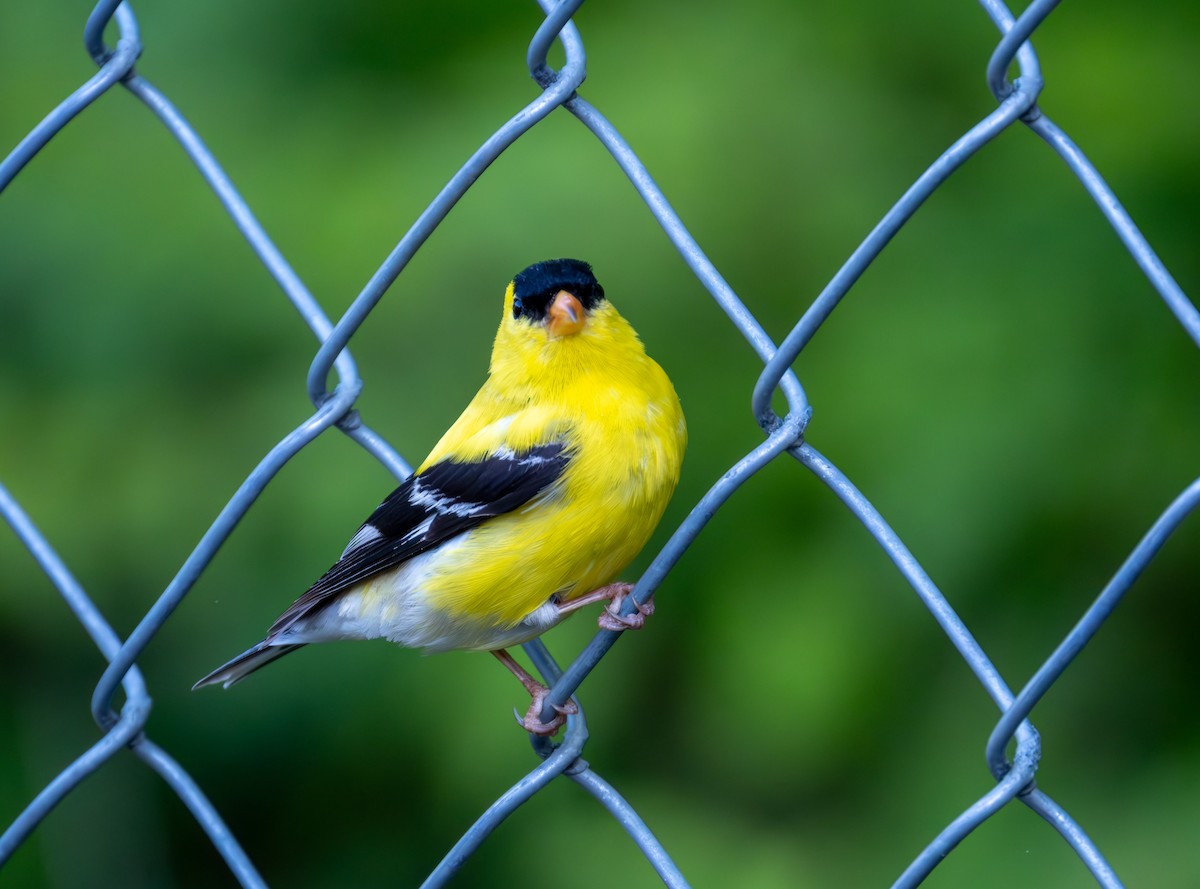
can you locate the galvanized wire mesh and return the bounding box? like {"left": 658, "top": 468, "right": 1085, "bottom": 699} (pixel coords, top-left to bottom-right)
{"left": 2, "top": 1, "right": 1197, "bottom": 887}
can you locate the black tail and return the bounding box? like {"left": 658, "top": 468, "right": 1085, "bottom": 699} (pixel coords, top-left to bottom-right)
{"left": 192, "top": 640, "right": 305, "bottom": 690}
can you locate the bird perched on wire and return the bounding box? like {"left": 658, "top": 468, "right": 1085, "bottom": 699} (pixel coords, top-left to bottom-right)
{"left": 194, "top": 259, "right": 686, "bottom": 734}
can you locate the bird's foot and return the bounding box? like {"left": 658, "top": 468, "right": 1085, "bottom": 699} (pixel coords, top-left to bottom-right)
{"left": 492, "top": 648, "right": 576, "bottom": 736}
{"left": 555, "top": 582, "right": 655, "bottom": 631}
{"left": 598, "top": 585, "right": 655, "bottom": 632}
{"left": 514, "top": 683, "right": 578, "bottom": 736}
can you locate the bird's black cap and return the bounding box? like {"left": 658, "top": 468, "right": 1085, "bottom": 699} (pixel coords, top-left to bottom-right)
{"left": 511, "top": 258, "right": 605, "bottom": 322}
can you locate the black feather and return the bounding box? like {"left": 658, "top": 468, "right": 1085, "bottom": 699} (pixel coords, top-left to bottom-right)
{"left": 267, "top": 442, "right": 569, "bottom": 636}
{"left": 511, "top": 258, "right": 605, "bottom": 322}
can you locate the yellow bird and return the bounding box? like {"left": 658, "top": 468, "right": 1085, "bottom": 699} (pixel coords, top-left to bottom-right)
{"left": 195, "top": 259, "right": 687, "bottom": 734}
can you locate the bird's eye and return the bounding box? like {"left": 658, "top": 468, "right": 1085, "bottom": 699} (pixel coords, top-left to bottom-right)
{"left": 512, "top": 295, "right": 524, "bottom": 319}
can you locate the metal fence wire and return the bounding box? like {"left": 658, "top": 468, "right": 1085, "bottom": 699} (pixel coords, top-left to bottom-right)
{"left": 1, "top": 0, "right": 1198, "bottom": 886}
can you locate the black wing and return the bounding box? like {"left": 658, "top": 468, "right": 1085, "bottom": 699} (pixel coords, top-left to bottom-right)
{"left": 267, "top": 442, "right": 569, "bottom": 635}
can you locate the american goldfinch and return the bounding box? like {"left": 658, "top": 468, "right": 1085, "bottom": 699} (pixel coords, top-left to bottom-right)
{"left": 195, "top": 259, "right": 686, "bottom": 734}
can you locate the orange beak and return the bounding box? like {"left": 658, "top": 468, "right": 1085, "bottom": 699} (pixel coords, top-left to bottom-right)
{"left": 545, "top": 290, "right": 587, "bottom": 338}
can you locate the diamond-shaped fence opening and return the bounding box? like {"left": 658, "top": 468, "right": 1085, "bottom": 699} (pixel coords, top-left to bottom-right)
{"left": 2, "top": 1, "right": 1197, "bottom": 887}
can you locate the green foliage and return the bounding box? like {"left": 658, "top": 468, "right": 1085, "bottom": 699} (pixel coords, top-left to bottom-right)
{"left": 2, "top": 1, "right": 1198, "bottom": 887}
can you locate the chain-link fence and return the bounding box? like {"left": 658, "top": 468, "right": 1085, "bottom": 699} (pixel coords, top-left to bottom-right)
{"left": 2, "top": 1, "right": 1197, "bottom": 886}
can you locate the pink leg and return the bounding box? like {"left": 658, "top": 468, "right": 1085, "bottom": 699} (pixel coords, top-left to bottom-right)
{"left": 556, "top": 582, "right": 655, "bottom": 631}
{"left": 490, "top": 649, "right": 577, "bottom": 736}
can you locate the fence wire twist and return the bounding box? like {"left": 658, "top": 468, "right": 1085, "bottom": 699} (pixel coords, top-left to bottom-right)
{"left": 1, "top": 1, "right": 1197, "bottom": 887}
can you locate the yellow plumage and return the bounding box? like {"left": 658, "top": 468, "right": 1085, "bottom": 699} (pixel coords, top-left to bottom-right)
{"left": 411, "top": 280, "right": 686, "bottom": 631}
{"left": 196, "top": 259, "right": 685, "bottom": 731}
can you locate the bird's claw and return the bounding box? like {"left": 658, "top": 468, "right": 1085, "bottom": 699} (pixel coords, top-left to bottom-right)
{"left": 598, "top": 588, "right": 655, "bottom": 631}
{"left": 514, "top": 684, "right": 577, "bottom": 736}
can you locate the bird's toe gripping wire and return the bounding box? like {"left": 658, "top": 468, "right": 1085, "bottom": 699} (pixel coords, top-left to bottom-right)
{"left": 515, "top": 683, "right": 578, "bottom": 737}
{"left": 597, "top": 584, "right": 655, "bottom": 631}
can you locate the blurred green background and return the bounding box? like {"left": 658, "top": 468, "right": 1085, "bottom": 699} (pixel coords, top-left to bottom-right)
{"left": 2, "top": 1, "right": 1198, "bottom": 886}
